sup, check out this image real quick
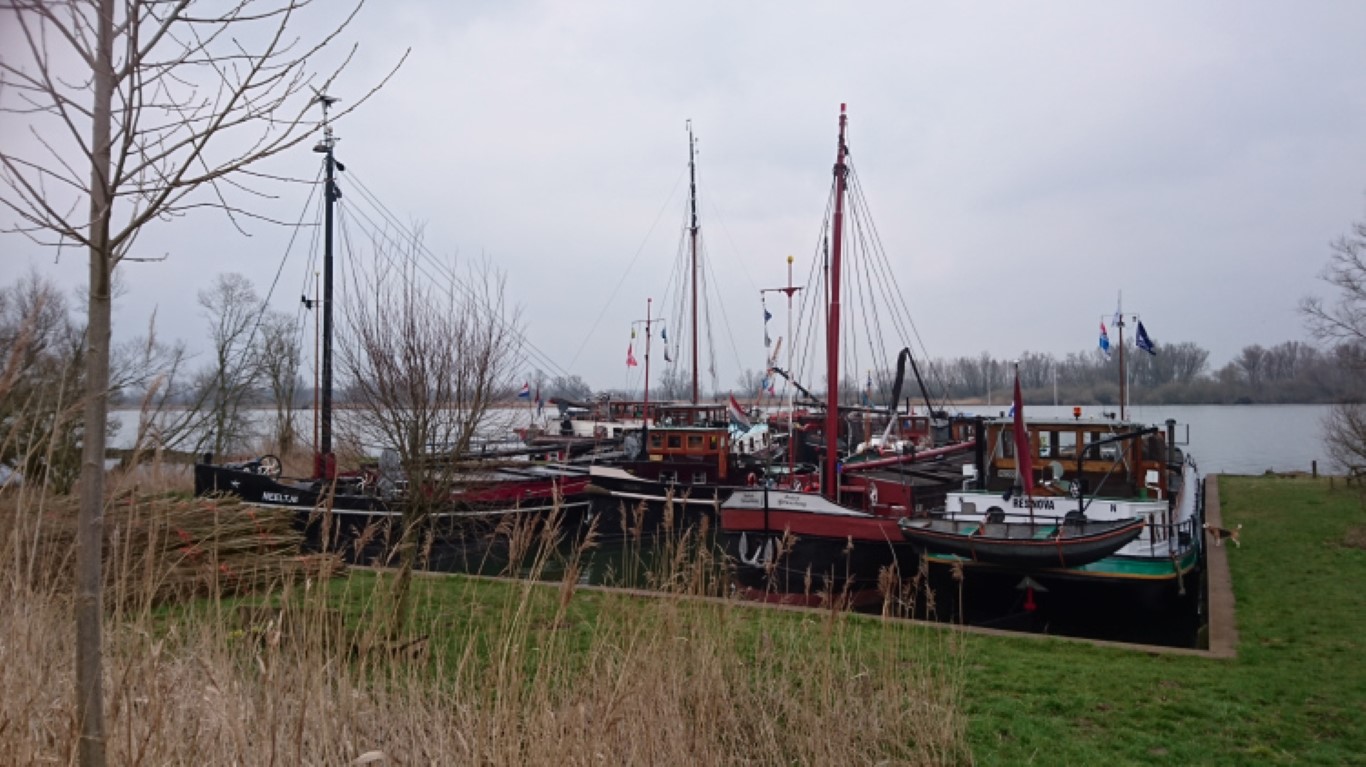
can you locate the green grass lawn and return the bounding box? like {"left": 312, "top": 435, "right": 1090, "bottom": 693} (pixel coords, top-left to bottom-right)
{"left": 961, "top": 476, "right": 1366, "bottom": 766}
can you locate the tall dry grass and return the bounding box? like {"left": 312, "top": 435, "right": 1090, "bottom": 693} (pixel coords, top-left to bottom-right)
{"left": 1, "top": 459, "right": 970, "bottom": 764}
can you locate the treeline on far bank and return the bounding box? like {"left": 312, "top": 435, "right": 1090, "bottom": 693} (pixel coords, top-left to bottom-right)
{"left": 925, "top": 340, "right": 1364, "bottom": 407}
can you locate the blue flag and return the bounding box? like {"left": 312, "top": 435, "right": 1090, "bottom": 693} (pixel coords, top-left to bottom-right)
{"left": 1135, "top": 321, "right": 1157, "bottom": 355}
{"left": 1099, "top": 321, "right": 1112, "bottom": 361}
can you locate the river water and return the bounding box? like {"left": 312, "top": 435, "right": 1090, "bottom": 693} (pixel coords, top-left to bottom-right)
{"left": 111, "top": 403, "right": 1338, "bottom": 476}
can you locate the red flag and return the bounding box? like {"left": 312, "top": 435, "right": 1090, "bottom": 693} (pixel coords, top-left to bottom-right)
{"left": 626, "top": 342, "right": 638, "bottom": 367}
{"left": 1012, "top": 368, "right": 1034, "bottom": 502}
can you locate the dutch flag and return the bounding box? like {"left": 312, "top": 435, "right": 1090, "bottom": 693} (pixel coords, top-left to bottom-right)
{"left": 517, "top": 382, "right": 531, "bottom": 399}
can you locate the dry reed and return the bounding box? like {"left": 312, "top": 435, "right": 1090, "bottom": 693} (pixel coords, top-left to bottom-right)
{"left": 1, "top": 466, "right": 970, "bottom": 765}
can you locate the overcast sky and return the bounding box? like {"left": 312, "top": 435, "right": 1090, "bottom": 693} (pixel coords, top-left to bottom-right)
{"left": 6, "top": 0, "right": 1366, "bottom": 392}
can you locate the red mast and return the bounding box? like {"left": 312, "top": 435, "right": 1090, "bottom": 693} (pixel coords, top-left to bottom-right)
{"left": 688, "top": 122, "right": 700, "bottom": 404}
{"left": 823, "top": 104, "right": 849, "bottom": 501}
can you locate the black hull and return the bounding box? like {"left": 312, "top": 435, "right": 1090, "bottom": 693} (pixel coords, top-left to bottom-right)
{"left": 917, "top": 555, "right": 1205, "bottom": 647}
{"left": 585, "top": 473, "right": 728, "bottom": 538}
{"left": 722, "top": 530, "right": 913, "bottom": 605}
{"left": 194, "top": 462, "right": 591, "bottom": 568}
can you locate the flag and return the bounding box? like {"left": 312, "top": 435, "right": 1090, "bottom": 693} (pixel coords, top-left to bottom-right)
{"left": 763, "top": 302, "right": 773, "bottom": 348}
{"left": 661, "top": 326, "right": 667, "bottom": 342}
{"left": 1011, "top": 367, "right": 1035, "bottom": 503}
{"left": 728, "top": 393, "right": 752, "bottom": 429}
{"left": 517, "top": 382, "right": 531, "bottom": 399}
{"left": 1135, "top": 321, "right": 1157, "bottom": 355}
{"left": 1099, "top": 321, "right": 1112, "bottom": 361}
{"left": 626, "top": 342, "right": 638, "bottom": 367}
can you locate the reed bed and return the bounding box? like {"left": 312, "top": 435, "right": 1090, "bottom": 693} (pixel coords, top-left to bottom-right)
{"left": 1, "top": 475, "right": 969, "bottom": 765}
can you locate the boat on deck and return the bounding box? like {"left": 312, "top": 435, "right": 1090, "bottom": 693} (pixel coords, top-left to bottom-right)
{"left": 915, "top": 411, "right": 1205, "bottom": 614}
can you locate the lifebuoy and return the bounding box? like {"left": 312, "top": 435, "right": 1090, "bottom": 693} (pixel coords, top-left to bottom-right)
{"left": 790, "top": 478, "right": 804, "bottom": 492}
{"left": 746, "top": 472, "right": 758, "bottom": 487}
{"left": 593, "top": 425, "right": 607, "bottom": 439}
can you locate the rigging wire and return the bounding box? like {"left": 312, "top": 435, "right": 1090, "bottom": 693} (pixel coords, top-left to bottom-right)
{"left": 342, "top": 170, "right": 571, "bottom": 380}
{"left": 337, "top": 172, "right": 571, "bottom": 381}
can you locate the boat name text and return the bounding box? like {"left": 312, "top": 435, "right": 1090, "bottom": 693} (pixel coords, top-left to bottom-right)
{"left": 1011, "top": 497, "right": 1056, "bottom": 510}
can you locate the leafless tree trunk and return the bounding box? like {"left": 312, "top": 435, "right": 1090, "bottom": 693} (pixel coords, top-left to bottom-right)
{"left": 196, "top": 272, "right": 265, "bottom": 457}
{"left": 260, "top": 310, "right": 303, "bottom": 457}
{"left": 339, "top": 237, "right": 521, "bottom": 628}
{"left": 1300, "top": 205, "right": 1366, "bottom": 473}
{"left": 0, "top": 3, "right": 401, "bottom": 763}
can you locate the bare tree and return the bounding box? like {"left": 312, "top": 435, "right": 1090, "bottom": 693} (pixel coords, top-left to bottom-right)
{"left": 194, "top": 273, "right": 265, "bottom": 457}
{"left": 339, "top": 243, "right": 521, "bottom": 627}
{"left": 735, "top": 368, "right": 767, "bottom": 396}
{"left": 0, "top": 3, "right": 400, "bottom": 762}
{"left": 656, "top": 365, "right": 690, "bottom": 400}
{"left": 0, "top": 271, "right": 86, "bottom": 492}
{"left": 259, "top": 309, "right": 303, "bottom": 457}
{"left": 1301, "top": 203, "right": 1366, "bottom": 471}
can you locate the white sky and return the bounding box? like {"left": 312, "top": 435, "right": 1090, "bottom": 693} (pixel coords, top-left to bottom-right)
{"left": 6, "top": 0, "right": 1366, "bottom": 391}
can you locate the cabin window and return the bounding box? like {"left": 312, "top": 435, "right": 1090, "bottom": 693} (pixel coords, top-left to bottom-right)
{"left": 692, "top": 472, "right": 707, "bottom": 484}
{"left": 649, "top": 434, "right": 663, "bottom": 450}
{"left": 1057, "top": 431, "right": 1078, "bottom": 459}
{"left": 709, "top": 435, "right": 719, "bottom": 449}
{"left": 1039, "top": 432, "right": 1054, "bottom": 458}
{"left": 687, "top": 435, "right": 704, "bottom": 449}
{"left": 613, "top": 428, "right": 623, "bottom": 438}
{"left": 667, "top": 435, "right": 683, "bottom": 449}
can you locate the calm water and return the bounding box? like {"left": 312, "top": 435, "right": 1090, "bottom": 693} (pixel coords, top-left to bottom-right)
{"left": 111, "top": 404, "right": 1336, "bottom": 476}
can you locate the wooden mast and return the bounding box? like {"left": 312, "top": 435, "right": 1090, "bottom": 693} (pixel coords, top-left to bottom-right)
{"left": 823, "top": 104, "right": 849, "bottom": 501}
{"left": 688, "top": 121, "right": 700, "bottom": 404}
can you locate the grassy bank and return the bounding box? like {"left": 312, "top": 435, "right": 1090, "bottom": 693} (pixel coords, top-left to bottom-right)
{"left": 962, "top": 475, "right": 1366, "bottom": 765}
{"left": 3, "top": 475, "right": 1362, "bottom": 764}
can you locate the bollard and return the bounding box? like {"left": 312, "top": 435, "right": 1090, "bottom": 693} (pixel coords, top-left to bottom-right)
{"left": 1312, "top": 460, "right": 1318, "bottom": 479}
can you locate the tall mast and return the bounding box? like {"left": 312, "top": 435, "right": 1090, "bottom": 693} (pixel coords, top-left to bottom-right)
{"left": 313, "top": 94, "right": 341, "bottom": 478}
{"left": 688, "top": 121, "right": 700, "bottom": 404}
{"left": 824, "top": 104, "right": 849, "bottom": 501}
{"left": 1116, "top": 291, "right": 1126, "bottom": 421}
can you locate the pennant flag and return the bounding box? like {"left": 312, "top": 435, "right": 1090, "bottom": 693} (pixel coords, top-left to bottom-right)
{"left": 1135, "top": 321, "right": 1157, "bottom": 355}
{"left": 763, "top": 305, "right": 773, "bottom": 323}
{"left": 1099, "top": 321, "right": 1112, "bottom": 361}
{"left": 517, "top": 382, "right": 531, "bottom": 399}
{"left": 1011, "top": 367, "right": 1035, "bottom": 503}
{"left": 626, "top": 342, "right": 638, "bottom": 367}
{"left": 664, "top": 346, "right": 671, "bottom": 363}
{"left": 728, "top": 393, "right": 752, "bottom": 429}
{"left": 661, "top": 326, "right": 667, "bottom": 342}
